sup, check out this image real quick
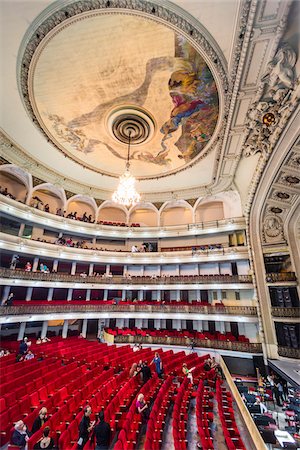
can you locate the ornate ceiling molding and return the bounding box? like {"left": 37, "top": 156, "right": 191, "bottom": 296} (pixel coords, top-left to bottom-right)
{"left": 17, "top": 0, "right": 229, "bottom": 181}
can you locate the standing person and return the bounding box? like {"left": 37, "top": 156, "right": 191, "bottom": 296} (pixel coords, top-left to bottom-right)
{"left": 19, "top": 337, "right": 28, "bottom": 355}
{"left": 10, "top": 254, "right": 19, "bottom": 270}
{"left": 277, "top": 381, "right": 285, "bottom": 405}
{"left": 141, "top": 361, "right": 152, "bottom": 384}
{"left": 152, "top": 352, "right": 163, "bottom": 378}
{"left": 77, "top": 406, "right": 94, "bottom": 449}
{"left": 136, "top": 393, "right": 149, "bottom": 423}
{"left": 91, "top": 411, "right": 111, "bottom": 450}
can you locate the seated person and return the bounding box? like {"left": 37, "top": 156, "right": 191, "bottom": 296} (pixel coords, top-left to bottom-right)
{"left": 33, "top": 426, "right": 55, "bottom": 449}
{"left": 31, "top": 407, "right": 48, "bottom": 434}
{"left": 182, "top": 363, "right": 195, "bottom": 385}
{"left": 11, "top": 420, "right": 29, "bottom": 449}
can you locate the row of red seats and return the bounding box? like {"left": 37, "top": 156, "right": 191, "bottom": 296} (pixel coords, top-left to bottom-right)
{"left": 106, "top": 327, "right": 250, "bottom": 343}
{"left": 196, "top": 380, "right": 215, "bottom": 450}
{"left": 173, "top": 377, "right": 191, "bottom": 450}
{"left": 145, "top": 376, "right": 176, "bottom": 449}
{"left": 117, "top": 375, "right": 163, "bottom": 450}
{"left": 216, "top": 380, "right": 246, "bottom": 450}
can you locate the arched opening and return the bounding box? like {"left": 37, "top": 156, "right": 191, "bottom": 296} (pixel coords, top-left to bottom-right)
{"left": 0, "top": 170, "right": 28, "bottom": 202}
{"left": 30, "top": 187, "right": 64, "bottom": 214}
{"left": 160, "top": 205, "right": 193, "bottom": 226}
{"left": 129, "top": 206, "right": 158, "bottom": 227}
{"left": 66, "top": 197, "right": 96, "bottom": 221}
{"left": 195, "top": 201, "right": 224, "bottom": 223}
{"left": 98, "top": 207, "right": 127, "bottom": 225}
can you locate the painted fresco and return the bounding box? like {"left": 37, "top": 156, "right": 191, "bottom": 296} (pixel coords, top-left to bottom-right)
{"left": 32, "top": 15, "right": 219, "bottom": 177}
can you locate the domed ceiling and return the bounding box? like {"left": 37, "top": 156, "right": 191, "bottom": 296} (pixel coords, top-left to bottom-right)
{"left": 25, "top": 13, "right": 219, "bottom": 179}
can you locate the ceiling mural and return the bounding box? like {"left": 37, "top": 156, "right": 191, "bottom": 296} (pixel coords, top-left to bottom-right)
{"left": 29, "top": 13, "right": 219, "bottom": 178}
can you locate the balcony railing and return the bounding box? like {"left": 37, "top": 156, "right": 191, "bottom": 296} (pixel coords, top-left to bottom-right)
{"left": 0, "top": 303, "right": 258, "bottom": 316}
{"left": 271, "top": 307, "right": 300, "bottom": 318}
{"left": 266, "top": 272, "right": 297, "bottom": 283}
{"left": 0, "top": 268, "right": 253, "bottom": 285}
{"left": 113, "top": 334, "right": 263, "bottom": 353}
{"left": 278, "top": 346, "right": 300, "bottom": 359}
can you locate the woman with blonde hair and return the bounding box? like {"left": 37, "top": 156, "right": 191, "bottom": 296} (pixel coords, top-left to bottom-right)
{"left": 136, "top": 393, "right": 149, "bottom": 423}
{"left": 31, "top": 407, "right": 48, "bottom": 434}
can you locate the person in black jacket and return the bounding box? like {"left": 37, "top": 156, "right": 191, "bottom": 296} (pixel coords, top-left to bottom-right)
{"left": 141, "top": 361, "right": 152, "bottom": 384}
{"left": 77, "top": 406, "right": 94, "bottom": 449}
{"left": 91, "top": 411, "right": 111, "bottom": 450}
{"left": 11, "top": 420, "right": 29, "bottom": 450}
{"left": 31, "top": 407, "right": 48, "bottom": 434}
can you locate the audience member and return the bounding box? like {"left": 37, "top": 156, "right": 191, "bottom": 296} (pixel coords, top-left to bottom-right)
{"left": 32, "top": 407, "right": 48, "bottom": 434}
{"left": 152, "top": 352, "right": 163, "bottom": 378}
{"left": 91, "top": 411, "right": 111, "bottom": 450}
{"left": 25, "top": 350, "right": 35, "bottom": 360}
{"left": 10, "top": 254, "right": 19, "bottom": 270}
{"left": 77, "top": 406, "right": 94, "bottom": 449}
{"left": 3, "top": 292, "right": 14, "bottom": 306}
{"left": 33, "top": 426, "right": 55, "bottom": 449}
{"left": 19, "top": 337, "right": 29, "bottom": 355}
{"left": 11, "top": 420, "right": 29, "bottom": 449}
{"left": 182, "top": 363, "right": 195, "bottom": 385}
{"left": 136, "top": 393, "right": 149, "bottom": 423}
{"left": 129, "top": 363, "right": 138, "bottom": 378}
{"left": 141, "top": 361, "right": 152, "bottom": 384}
{"left": 254, "top": 398, "right": 268, "bottom": 414}
{"left": 25, "top": 261, "right": 32, "bottom": 272}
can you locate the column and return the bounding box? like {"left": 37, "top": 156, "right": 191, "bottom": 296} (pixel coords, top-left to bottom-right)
{"left": 25, "top": 287, "right": 33, "bottom": 301}
{"left": 154, "top": 319, "right": 161, "bottom": 329}
{"left": 181, "top": 320, "right": 187, "bottom": 329}
{"left": 67, "top": 288, "right": 73, "bottom": 301}
{"left": 18, "top": 223, "right": 25, "bottom": 237}
{"left": 124, "top": 318, "right": 129, "bottom": 328}
{"left": 176, "top": 290, "right": 181, "bottom": 302}
{"left": 86, "top": 289, "right": 91, "bottom": 301}
{"left": 135, "top": 318, "right": 143, "bottom": 328}
{"left": 138, "top": 290, "right": 144, "bottom": 301}
{"left": 176, "top": 264, "right": 180, "bottom": 276}
{"left": 161, "top": 319, "right": 166, "bottom": 328}
{"left": 71, "top": 262, "right": 76, "bottom": 275}
{"left": 41, "top": 321, "right": 48, "bottom": 339}
{"left": 238, "top": 322, "right": 246, "bottom": 336}
{"left": 92, "top": 237, "right": 96, "bottom": 246}
{"left": 142, "top": 319, "right": 148, "bottom": 328}
{"left": 52, "top": 260, "right": 59, "bottom": 272}
{"left": 225, "top": 322, "right": 231, "bottom": 333}
{"left": 117, "top": 318, "right": 125, "bottom": 328}
{"left": 32, "top": 257, "right": 39, "bottom": 272}
{"left": 122, "top": 290, "right": 126, "bottom": 301}
{"left": 196, "top": 289, "right": 201, "bottom": 301}
{"left": 81, "top": 319, "right": 88, "bottom": 338}
{"left": 140, "top": 265, "right": 144, "bottom": 276}
{"left": 156, "top": 290, "right": 161, "bottom": 301}
{"left": 216, "top": 321, "right": 225, "bottom": 334}
{"left": 173, "top": 319, "right": 181, "bottom": 330}
{"left": 1, "top": 286, "right": 10, "bottom": 305}
{"left": 47, "top": 288, "right": 54, "bottom": 301}
{"left": 89, "top": 264, "right": 94, "bottom": 276}
{"left": 17, "top": 322, "right": 26, "bottom": 341}
{"left": 62, "top": 320, "right": 69, "bottom": 338}
{"left": 157, "top": 266, "right": 161, "bottom": 276}
{"left": 123, "top": 265, "right": 127, "bottom": 276}
{"left": 103, "top": 289, "right": 108, "bottom": 301}
{"left": 105, "top": 265, "right": 110, "bottom": 276}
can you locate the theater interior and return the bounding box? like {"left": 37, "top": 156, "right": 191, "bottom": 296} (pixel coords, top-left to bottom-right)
{"left": 0, "top": 0, "right": 299, "bottom": 449}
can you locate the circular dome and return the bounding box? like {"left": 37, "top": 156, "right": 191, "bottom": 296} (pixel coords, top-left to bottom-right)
{"left": 20, "top": 7, "right": 220, "bottom": 180}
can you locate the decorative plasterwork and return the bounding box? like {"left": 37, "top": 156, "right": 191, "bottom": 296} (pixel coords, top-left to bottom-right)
{"left": 18, "top": 0, "right": 228, "bottom": 181}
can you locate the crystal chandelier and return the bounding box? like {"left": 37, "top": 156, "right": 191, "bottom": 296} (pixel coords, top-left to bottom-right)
{"left": 112, "top": 130, "right": 141, "bottom": 207}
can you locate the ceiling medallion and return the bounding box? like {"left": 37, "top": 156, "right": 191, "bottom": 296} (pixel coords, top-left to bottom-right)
{"left": 262, "top": 112, "right": 276, "bottom": 127}
{"left": 108, "top": 107, "right": 155, "bottom": 145}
